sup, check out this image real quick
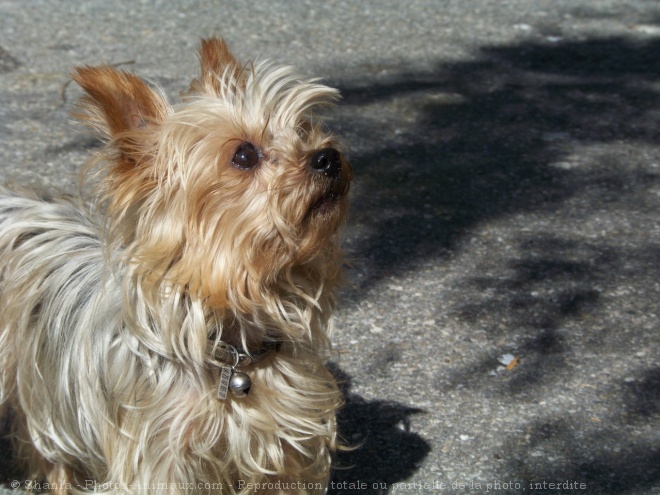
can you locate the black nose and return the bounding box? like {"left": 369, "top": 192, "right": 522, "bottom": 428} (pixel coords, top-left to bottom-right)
{"left": 309, "top": 148, "right": 342, "bottom": 178}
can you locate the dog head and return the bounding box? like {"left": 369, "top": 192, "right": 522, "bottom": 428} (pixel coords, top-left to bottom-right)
{"left": 73, "top": 38, "right": 351, "bottom": 322}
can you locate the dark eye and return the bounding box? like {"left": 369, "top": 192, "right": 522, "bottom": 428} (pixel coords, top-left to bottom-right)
{"left": 231, "top": 143, "right": 260, "bottom": 170}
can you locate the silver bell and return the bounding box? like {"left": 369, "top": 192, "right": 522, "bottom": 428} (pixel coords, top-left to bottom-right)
{"left": 229, "top": 371, "right": 252, "bottom": 398}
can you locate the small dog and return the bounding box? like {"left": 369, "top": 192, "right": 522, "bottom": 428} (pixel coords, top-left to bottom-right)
{"left": 0, "top": 38, "right": 351, "bottom": 494}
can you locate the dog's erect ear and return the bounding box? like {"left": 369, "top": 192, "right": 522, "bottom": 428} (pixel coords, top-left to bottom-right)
{"left": 199, "top": 37, "right": 239, "bottom": 77}
{"left": 72, "top": 66, "right": 171, "bottom": 152}
{"left": 188, "top": 37, "right": 241, "bottom": 95}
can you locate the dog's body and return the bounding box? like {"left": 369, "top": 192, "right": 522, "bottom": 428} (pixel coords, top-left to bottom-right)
{"left": 0, "top": 39, "right": 351, "bottom": 494}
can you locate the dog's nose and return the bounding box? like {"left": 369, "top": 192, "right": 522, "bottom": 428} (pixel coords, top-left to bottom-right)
{"left": 309, "top": 148, "right": 342, "bottom": 178}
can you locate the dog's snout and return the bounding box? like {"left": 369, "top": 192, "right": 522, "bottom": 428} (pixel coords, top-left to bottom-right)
{"left": 309, "top": 148, "right": 342, "bottom": 178}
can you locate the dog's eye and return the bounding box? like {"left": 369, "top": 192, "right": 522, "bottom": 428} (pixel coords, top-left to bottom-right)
{"left": 231, "top": 143, "right": 260, "bottom": 170}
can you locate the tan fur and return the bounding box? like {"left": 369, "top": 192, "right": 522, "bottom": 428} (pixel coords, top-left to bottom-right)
{"left": 0, "top": 38, "right": 351, "bottom": 494}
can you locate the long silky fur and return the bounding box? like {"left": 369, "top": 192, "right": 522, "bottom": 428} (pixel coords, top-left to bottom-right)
{"left": 0, "top": 38, "right": 350, "bottom": 494}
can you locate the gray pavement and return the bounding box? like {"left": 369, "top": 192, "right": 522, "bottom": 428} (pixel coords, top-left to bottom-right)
{"left": 1, "top": 1, "right": 659, "bottom": 494}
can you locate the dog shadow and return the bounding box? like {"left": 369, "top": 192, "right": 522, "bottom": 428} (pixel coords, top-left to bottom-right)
{"left": 329, "top": 364, "right": 431, "bottom": 494}
{"left": 0, "top": 414, "right": 18, "bottom": 484}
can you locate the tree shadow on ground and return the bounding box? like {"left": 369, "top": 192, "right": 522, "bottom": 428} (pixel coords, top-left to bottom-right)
{"left": 332, "top": 34, "right": 660, "bottom": 494}
{"left": 337, "top": 36, "right": 660, "bottom": 293}
{"left": 511, "top": 417, "right": 660, "bottom": 495}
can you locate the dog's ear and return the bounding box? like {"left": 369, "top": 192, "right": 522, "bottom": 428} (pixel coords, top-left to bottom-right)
{"left": 72, "top": 66, "right": 171, "bottom": 159}
{"left": 188, "top": 37, "right": 242, "bottom": 96}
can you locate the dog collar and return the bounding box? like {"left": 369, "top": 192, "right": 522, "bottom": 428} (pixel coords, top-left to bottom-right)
{"left": 208, "top": 340, "right": 279, "bottom": 400}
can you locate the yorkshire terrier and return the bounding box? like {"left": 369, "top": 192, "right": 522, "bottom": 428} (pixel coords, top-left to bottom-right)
{"left": 0, "top": 38, "right": 351, "bottom": 494}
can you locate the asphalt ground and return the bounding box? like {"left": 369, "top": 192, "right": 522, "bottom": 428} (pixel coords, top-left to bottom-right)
{"left": 0, "top": 1, "right": 659, "bottom": 494}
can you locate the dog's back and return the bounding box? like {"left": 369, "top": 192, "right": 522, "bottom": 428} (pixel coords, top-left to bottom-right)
{"left": 0, "top": 191, "right": 115, "bottom": 480}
